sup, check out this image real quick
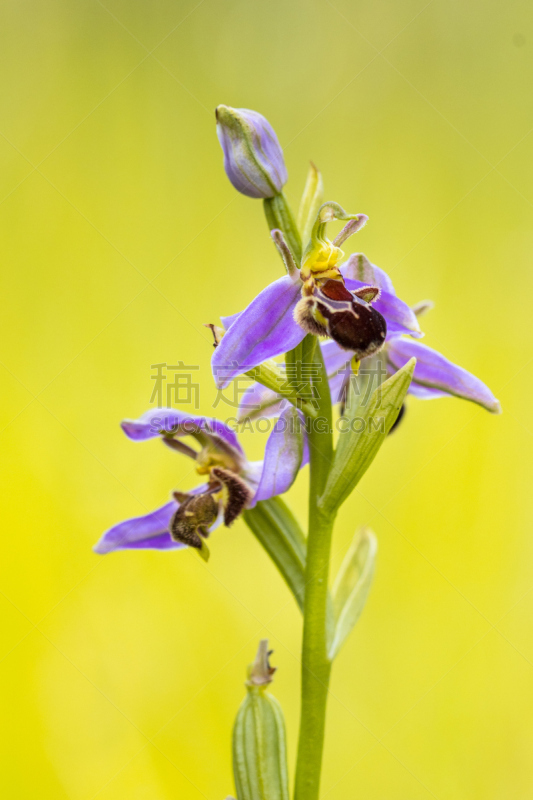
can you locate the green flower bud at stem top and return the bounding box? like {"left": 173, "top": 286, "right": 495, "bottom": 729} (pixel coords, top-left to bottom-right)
{"left": 216, "top": 106, "right": 288, "bottom": 199}
{"left": 232, "top": 641, "right": 289, "bottom": 800}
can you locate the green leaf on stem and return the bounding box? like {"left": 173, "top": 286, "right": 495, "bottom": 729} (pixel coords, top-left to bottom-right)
{"left": 319, "top": 358, "right": 416, "bottom": 515}
{"left": 297, "top": 162, "right": 324, "bottom": 252}
{"left": 243, "top": 497, "right": 306, "bottom": 612}
{"left": 329, "top": 527, "right": 377, "bottom": 659}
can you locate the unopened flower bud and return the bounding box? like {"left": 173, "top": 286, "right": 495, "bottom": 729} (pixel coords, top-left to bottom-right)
{"left": 216, "top": 105, "right": 288, "bottom": 199}
{"left": 232, "top": 641, "right": 289, "bottom": 800}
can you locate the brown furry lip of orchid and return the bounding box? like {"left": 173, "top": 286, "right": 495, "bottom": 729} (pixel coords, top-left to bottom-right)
{"left": 294, "top": 276, "right": 386, "bottom": 358}
{"left": 293, "top": 203, "right": 386, "bottom": 360}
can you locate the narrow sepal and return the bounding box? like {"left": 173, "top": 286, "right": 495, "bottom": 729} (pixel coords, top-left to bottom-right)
{"left": 387, "top": 338, "right": 501, "bottom": 413}
{"left": 238, "top": 382, "right": 284, "bottom": 422}
{"left": 263, "top": 194, "right": 302, "bottom": 262}
{"left": 254, "top": 405, "right": 307, "bottom": 502}
{"left": 271, "top": 229, "right": 299, "bottom": 279}
{"left": 329, "top": 528, "right": 377, "bottom": 659}
{"left": 319, "top": 358, "right": 416, "bottom": 514}
{"left": 341, "top": 253, "right": 395, "bottom": 294}
{"left": 297, "top": 162, "right": 324, "bottom": 252}
{"left": 94, "top": 500, "right": 181, "bottom": 554}
{"left": 331, "top": 215, "right": 369, "bottom": 248}
{"left": 120, "top": 407, "right": 244, "bottom": 458}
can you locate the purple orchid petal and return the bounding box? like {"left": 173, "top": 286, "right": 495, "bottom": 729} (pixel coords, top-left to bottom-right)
{"left": 242, "top": 459, "right": 265, "bottom": 495}
{"left": 94, "top": 500, "right": 182, "bottom": 554}
{"left": 253, "top": 406, "right": 306, "bottom": 503}
{"left": 120, "top": 532, "right": 185, "bottom": 551}
{"left": 238, "top": 382, "right": 283, "bottom": 420}
{"left": 301, "top": 427, "right": 310, "bottom": 469}
{"left": 212, "top": 275, "right": 305, "bottom": 388}
{"left": 405, "top": 382, "right": 449, "bottom": 400}
{"left": 341, "top": 253, "right": 396, "bottom": 294}
{"left": 95, "top": 483, "right": 224, "bottom": 554}
{"left": 374, "top": 291, "right": 422, "bottom": 339}
{"left": 221, "top": 311, "right": 242, "bottom": 330}
{"left": 328, "top": 367, "right": 350, "bottom": 406}
{"left": 387, "top": 338, "right": 501, "bottom": 413}
{"left": 120, "top": 408, "right": 244, "bottom": 457}
{"left": 342, "top": 276, "right": 421, "bottom": 339}
{"left": 321, "top": 340, "right": 352, "bottom": 375}
{"left": 320, "top": 340, "right": 352, "bottom": 405}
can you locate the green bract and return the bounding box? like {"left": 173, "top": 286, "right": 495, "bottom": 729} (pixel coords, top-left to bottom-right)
{"left": 320, "top": 358, "right": 416, "bottom": 515}
{"left": 233, "top": 643, "right": 290, "bottom": 800}
{"left": 329, "top": 527, "right": 378, "bottom": 659}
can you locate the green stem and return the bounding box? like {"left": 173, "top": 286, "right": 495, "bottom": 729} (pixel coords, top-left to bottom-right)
{"left": 294, "top": 338, "right": 335, "bottom": 800}
{"left": 263, "top": 192, "right": 302, "bottom": 263}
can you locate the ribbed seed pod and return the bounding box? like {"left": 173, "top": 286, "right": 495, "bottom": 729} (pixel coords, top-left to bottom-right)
{"left": 232, "top": 642, "right": 289, "bottom": 800}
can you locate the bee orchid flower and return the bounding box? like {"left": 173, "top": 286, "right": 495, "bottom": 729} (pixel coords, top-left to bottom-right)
{"left": 211, "top": 205, "right": 422, "bottom": 389}
{"left": 94, "top": 406, "right": 307, "bottom": 559}
{"left": 237, "top": 255, "right": 501, "bottom": 418}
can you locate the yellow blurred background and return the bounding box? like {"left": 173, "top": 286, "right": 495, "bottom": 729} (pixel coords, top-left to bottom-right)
{"left": 1, "top": 0, "right": 532, "bottom": 797}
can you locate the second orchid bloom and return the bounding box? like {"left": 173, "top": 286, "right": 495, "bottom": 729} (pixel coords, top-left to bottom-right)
{"left": 95, "top": 406, "right": 307, "bottom": 559}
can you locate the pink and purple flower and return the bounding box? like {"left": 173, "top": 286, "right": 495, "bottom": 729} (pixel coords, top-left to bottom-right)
{"left": 95, "top": 406, "right": 307, "bottom": 557}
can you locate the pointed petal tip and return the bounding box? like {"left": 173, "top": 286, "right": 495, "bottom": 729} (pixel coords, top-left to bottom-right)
{"left": 120, "top": 418, "right": 151, "bottom": 440}
{"left": 120, "top": 419, "right": 133, "bottom": 435}
{"left": 490, "top": 399, "right": 502, "bottom": 414}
